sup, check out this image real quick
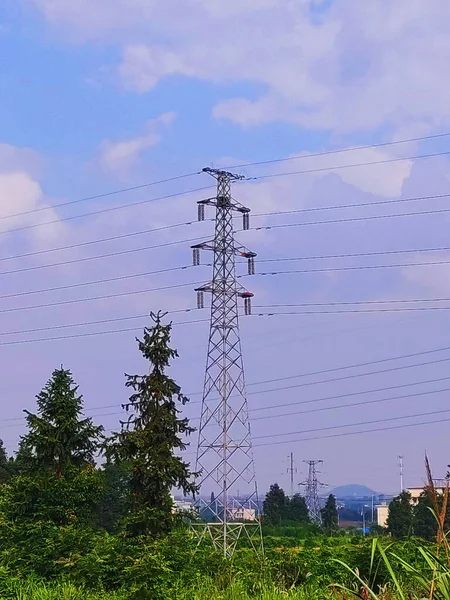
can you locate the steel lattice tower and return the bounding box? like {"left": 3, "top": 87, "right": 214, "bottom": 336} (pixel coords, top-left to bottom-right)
{"left": 190, "top": 167, "right": 263, "bottom": 557}
{"left": 302, "top": 460, "right": 324, "bottom": 524}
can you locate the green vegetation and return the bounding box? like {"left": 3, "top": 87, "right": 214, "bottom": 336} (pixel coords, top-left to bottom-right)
{"left": 0, "top": 313, "right": 447, "bottom": 599}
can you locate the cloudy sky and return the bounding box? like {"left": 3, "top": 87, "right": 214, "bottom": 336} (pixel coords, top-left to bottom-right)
{"left": 1, "top": 0, "right": 450, "bottom": 496}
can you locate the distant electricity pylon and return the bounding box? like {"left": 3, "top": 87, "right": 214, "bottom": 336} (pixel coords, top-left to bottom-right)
{"left": 190, "top": 167, "right": 263, "bottom": 558}
{"left": 287, "top": 452, "right": 297, "bottom": 498}
{"left": 302, "top": 460, "right": 325, "bottom": 524}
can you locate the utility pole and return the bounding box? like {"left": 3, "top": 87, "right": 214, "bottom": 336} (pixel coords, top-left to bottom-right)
{"left": 191, "top": 168, "right": 262, "bottom": 558}
{"left": 301, "top": 460, "right": 325, "bottom": 524}
{"left": 398, "top": 455, "right": 404, "bottom": 493}
{"left": 287, "top": 452, "right": 297, "bottom": 498}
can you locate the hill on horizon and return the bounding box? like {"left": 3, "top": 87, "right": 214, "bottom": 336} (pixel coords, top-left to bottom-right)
{"left": 331, "top": 484, "right": 378, "bottom": 498}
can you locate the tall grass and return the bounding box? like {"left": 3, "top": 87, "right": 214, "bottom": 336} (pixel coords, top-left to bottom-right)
{"left": 335, "top": 456, "right": 450, "bottom": 600}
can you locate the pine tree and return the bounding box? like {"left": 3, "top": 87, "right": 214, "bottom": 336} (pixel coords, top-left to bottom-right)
{"left": 263, "top": 483, "right": 287, "bottom": 525}
{"left": 387, "top": 491, "right": 413, "bottom": 538}
{"left": 0, "top": 368, "right": 104, "bottom": 531}
{"left": 22, "top": 367, "right": 103, "bottom": 475}
{"left": 109, "top": 312, "right": 198, "bottom": 537}
{"left": 286, "top": 494, "right": 310, "bottom": 523}
{"left": 321, "top": 494, "right": 338, "bottom": 533}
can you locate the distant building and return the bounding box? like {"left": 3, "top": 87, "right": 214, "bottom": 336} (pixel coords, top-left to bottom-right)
{"left": 228, "top": 507, "right": 257, "bottom": 522}
{"left": 376, "top": 503, "right": 389, "bottom": 528}
{"left": 376, "top": 481, "right": 448, "bottom": 527}
{"left": 171, "top": 496, "right": 195, "bottom": 514}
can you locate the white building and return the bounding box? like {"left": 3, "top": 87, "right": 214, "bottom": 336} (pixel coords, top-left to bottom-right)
{"left": 228, "top": 507, "right": 257, "bottom": 521}
{"left": 376, "top": 481, "right": 448, "bottom": 527}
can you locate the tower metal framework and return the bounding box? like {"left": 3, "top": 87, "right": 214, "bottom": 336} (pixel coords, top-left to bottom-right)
{"left": 190, "top": 167, "right": 263, "bottom": 557}
{"left": 302, "top": 460, "right": 324, "bottom": 524}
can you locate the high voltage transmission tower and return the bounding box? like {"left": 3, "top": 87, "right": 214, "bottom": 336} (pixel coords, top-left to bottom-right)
{"left": 190, "top": 167, "right": 263, "bottom": 558}
{"left": 302, "top": 460, "right": 325, "bottom": 524}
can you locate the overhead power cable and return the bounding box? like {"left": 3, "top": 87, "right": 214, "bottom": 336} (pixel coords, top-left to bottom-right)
{"left": 253, "top": 415, "right": 450, "bottom": 448}
{"left": 0, "top": 235, "right": 205, "bottom": 277}
{"left": 251, "top": 205, "right": 450, "bottom": 231}
{"left": 0, "top": 281, "right": 203, "bottom": 316}
{"left": 0, "top": 221, "right": 212, "bottom": 265}
{"left": 253, "top": 307, "right": 450, "bottom": 315}
{"left": 243, "top": 355, "right": 450, "bottom": 396}
{"left": 252, "top": 192, "right": 450, "bottom": 218}
{"left": 0, "top": 316, "right": 208, "bottom": 348}
{"left": 5, "top": 192, "right": 450, "bottom": 267}
{"left": 247, "top": 150, "right": 450, "bottom": 182}
{"left": 250, "top": 380, "right": 450, "bottom": 423}
{"left": 0, "top": 185, "right": 214, "bottom": 237}
{"left": 2, "top": 296, "right": 447, "bottom": 338}
{"left": 0, "top": 265, "right": 203, "bottom": 301}
{"left": 3, "top": 342, "right": 450, "bottom": 423}
{"left": 257, "top": 246, "right": 450, "bottom": 262}
{"left": 0, "top": 309, "right": 199, "bottom": 338}
{"left": 227, "top": 131, "right": 450, "bottom": 169}
{"left": 250, "top": 259, "right": 450, "bottom": 276}
{"left": 0, "top": 172, "right": 201, "bottom": 222}
{"left": 253, "top": 407, "right": 450, "bottom": 441}
{"left": 255, "top": 298, "right": 450, "bottom": 308}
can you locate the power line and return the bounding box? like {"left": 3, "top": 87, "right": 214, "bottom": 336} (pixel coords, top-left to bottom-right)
{"left": 0, "top": 295, "right": 443, "bottom": 340}
{"left": 244, "top": 355, "right": 450, "bottom": 396}
{"left": 0, "top": 315, "right": 208, "bottom": 348}
{"left": 251, "top": 259, "right": 450, "bottom": 276}
{"left": 245, "top": 342, "right": 450, "bottom": 388}
{"left": 253, "top": 407, "right": 450, "bottom": 441}
{"left": 253, "top": 415, "right": 450, "bottom": 448}
{"left": 251, "top": 379, "right": 450, "bottom": 422}
{"left": 0, "top": 235, "right": 205, "bottom": 277}
{"left": 255, "top": 298, "right": 450, "bottom": 308}
{"left": 227, "top": 131, "right": 450, "bottom": 169}
{"left": 0, "top": 222, "right": 212, "bottom": 265}
{"left": 253, "top": 307, "right": 450, "bottom": 315}
{"left": 252, "top": 192, "right": 450, "bottom": 218}
{"left": 0, "top": 281, "right": 203, "bottom": 316}
{"left": 0, "top": 172, "right": 201, "bottom": 222}
{"left": 0, "top": 265, "right": 202, "bottom": 301}
{"left": 4, "top": 374, "right": 450, "bottom": 432}
{"left": 257, "top": 245, "right": 450, "bottom": 262}
{"left": 251, "top": 205, "right": 450, "bottom": 231}
{"left": 0, "top": 185, "right": 214, "bottom": 237}
{"left": 247, "top": 150, "right": 450, "bottom": 182}
{"left": 0, "top": 310, "right": 195, "bottom": 338}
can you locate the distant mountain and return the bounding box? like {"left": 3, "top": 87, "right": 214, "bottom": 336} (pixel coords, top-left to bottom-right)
{"left": 331, "top": 484, "right": 378, "bottom": 498}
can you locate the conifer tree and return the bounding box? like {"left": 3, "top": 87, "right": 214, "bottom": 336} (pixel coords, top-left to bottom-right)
{"left": 263, "top": 483, "right": 287, "bottom": 525}
{"left": 0, "top": 368, "right": 104, "bottom": 531}
{"left": 109, "top": 312, "right": 198, "bottom": 537}
{"left": 286, "top": 493, "right": 310, "bottom": 523}
{"left": 22, "top": 367, "right": 103, "bottom": 475}
{"left": 321, "top": 494, "right": 339, "bottom": 533}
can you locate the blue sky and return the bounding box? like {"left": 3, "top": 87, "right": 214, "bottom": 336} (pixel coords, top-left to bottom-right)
{"left": 1, "top": 0, "right": 450, "bottom": 496}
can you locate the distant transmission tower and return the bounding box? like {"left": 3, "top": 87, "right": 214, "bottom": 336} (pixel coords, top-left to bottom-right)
{"left": 302, "top": 460, "right": 325, "bottom": 524}
{"left": 287, "top": 452, "right": 297, "bottom": 498}
{"left": 190, "top": 167, "right": 263, "bottom": 557}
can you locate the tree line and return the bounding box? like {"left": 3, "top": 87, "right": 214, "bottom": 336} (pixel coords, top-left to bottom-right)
{"left": 0, "top": 312, "right": 199, "bottom": 591}
{"left": 387, "top": 489, "right": 450, "bottom": 539}
{"left": 263, "top": 482, "right": 339, "bottom": 533}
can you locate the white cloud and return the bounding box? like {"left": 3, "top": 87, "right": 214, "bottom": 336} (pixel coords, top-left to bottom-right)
{"left": 96, "top": 112, "right": 176, "bottom": 176}
{"left": 0, "top": 145, "right": 64, "bottom": 242}
{"left": 24, "top": 0, "right": 450, "bottom": 134}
